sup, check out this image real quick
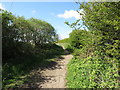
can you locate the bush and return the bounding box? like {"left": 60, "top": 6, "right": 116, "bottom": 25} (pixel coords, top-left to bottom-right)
{"left": 67, "top": 2, "right": 120, "bottom": 88}
{"left": 67, "top": 55, "right": 119, "bottom": 88}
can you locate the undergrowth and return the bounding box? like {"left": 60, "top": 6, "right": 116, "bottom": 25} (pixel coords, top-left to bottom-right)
{"left": 67, "top": 44, "right": 119, "bottom": 88}
{"left": 2, "top": 44, "right": 65, "bottom": 89}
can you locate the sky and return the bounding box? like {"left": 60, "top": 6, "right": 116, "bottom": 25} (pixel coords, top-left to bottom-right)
{"left": 1, "top": 2, "right": 84, "bottom": 40}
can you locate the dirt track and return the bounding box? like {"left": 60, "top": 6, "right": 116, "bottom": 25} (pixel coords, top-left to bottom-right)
{"left": 21, "top": 54, "right": 73, "bottom": 88}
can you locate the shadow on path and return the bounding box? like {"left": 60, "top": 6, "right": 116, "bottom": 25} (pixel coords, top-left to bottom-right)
{"left": 19, "top": 54, "right": 72, "bottom": 88}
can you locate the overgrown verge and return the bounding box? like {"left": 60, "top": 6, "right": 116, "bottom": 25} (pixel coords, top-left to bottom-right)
{"left": 67, "top": 45, "right": 119, "bottom": 88}
{"left": 3, "top": 43, "right": 65, "bottom": 89}
{"left": 1, "top": 10, "right": 63, "bottom": 89}
{"left": 66, "top": 2, "right": 120, "bottom": 88}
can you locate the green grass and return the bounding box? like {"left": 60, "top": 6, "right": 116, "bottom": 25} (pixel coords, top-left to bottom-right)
{"left": 57, "top": 38, "right": 69, "bottom": 43}
{"left": 56, "top": 43, "right": 73, "bottom": 53}
{"left": 56, "top": 43, "right": 70, "bottom": 49}
{"left": 2, "top": 43, "right": 65, "bottom": 89}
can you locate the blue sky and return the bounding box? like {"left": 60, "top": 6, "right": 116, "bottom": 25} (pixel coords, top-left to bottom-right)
{"left": 1, "top": 2, "right": 84, "bottom": 39}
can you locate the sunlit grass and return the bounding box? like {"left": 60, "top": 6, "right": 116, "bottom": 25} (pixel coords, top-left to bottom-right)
{"left": 56, "top": 43, "right": 71, "bottom": 49}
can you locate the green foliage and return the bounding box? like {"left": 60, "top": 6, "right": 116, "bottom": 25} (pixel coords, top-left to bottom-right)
{"left": 69, "top": 29, "right": 93, "bottom": 49}
{"left": 57, "top": 43, "right": 72, "bottom": 49}
{"left": 28, "top": 18, "right": 57, "bottom": 45}
{"left": 2, "top": 43, "right": 64, "bottom": 88}
{"left": 65, "top": 20, "right": 82, "bottom": 30}
{"left": 57, "top": 38, "right": 69, "bottom": 43}
{"left": 2, "top": 10, "right": 59, "bottom": 62}
{"left": 67, "top": 55, "right": 119, "bottom": 88}
{"left": 57, "top": 38, "right": 74, "bottom": 52}
{"left": 67, "top": 2, "right": 120, "bottom": 88}
{"left": 2, "top": 10, "right": 62, "bottom": 88}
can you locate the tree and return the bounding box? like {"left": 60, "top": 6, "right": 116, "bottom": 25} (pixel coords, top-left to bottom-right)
{"left": 79, "top": 2, "right": 120, "bottom": 87}
{"left": 2, "top": 10, "right": 18, "bottom": 60}
{"left": 28, "top": 18, "right": 56, "bottom": 46}
{"left": 69, "top": 29, "right": 93, "bottom": 49}
{"left": 2, "top": 10, "right": 58, "bottom": 61}
{"left": 67, "top": 2, "right": 120, "bottom": 88}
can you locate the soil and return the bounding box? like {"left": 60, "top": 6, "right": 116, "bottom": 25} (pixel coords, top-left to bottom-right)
{"left": 20, "top": 54, "right": 73, "bottom": 88}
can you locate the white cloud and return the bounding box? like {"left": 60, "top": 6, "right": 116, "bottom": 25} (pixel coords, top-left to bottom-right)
{"left": 32, "top": 10, "right": 37, "bottom": 14}
{"left": 0, "top": 3, "right": 5, "bottom": 10}
{"left": 57, "top": 9, "right": 84, "bottom": 19}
